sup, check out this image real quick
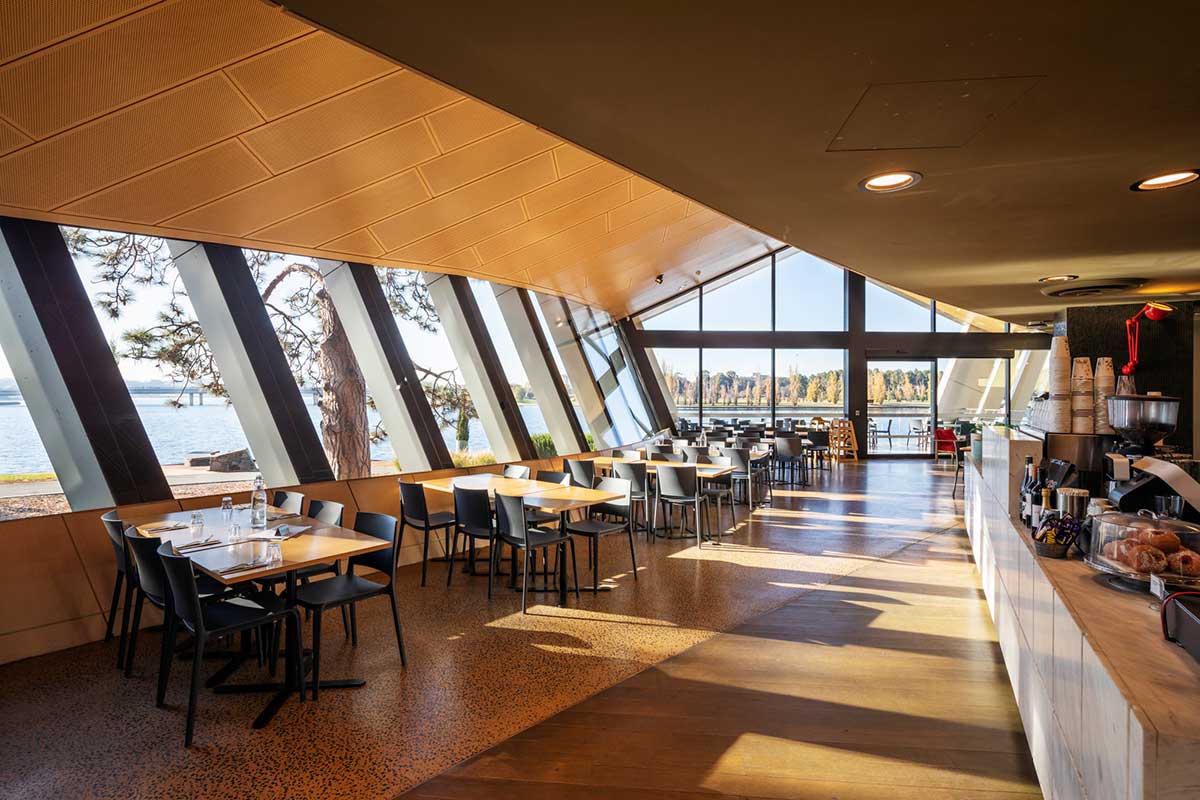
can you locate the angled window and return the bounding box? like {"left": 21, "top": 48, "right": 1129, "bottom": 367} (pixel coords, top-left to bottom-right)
{"left": 374, "top": 267, "right": 492, "bottom": 466}
{"left": 702, "top": 256, "right": 771, "bottom": 331}
{"left": 568, "top": 301, "right": 655, "bottom": 443}
{"left": 776, "top": 249, "right": 845, "bottom": 331}
{"left": 635, "top": 289, "right": 698, "bottom": 331}
{"left": 650, "top": 348, "right": 699, "bottom": 428}
{"left": 0, "top": 346, "right": 68, "bottom": 519}
{"left": 866, "top": 278, "right": 932, "bottom": 332}
{"left": 935, "top": 300, "right": 1006, "bottom": 333}
{"left": 63, "top": 228, "right": 259, "bottom": 498}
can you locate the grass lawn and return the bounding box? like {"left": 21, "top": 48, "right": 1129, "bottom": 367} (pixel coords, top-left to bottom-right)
{"left": 0, "top": 473, "right": 56, "bottom": 483}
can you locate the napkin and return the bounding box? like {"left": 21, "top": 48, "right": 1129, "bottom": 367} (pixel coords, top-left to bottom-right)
{"left": 247, "top": 524, "right": 310, "bottom": 541}
{"left": 144, "top": 522, "right": 188, "bottom": 533}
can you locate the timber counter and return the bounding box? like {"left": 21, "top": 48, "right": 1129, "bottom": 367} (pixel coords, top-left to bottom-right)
{"left": 964, "top": 427, "right": 1200, "bottom": 800}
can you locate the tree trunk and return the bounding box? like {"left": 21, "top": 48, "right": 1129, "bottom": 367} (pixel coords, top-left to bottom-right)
{"left": 315, "top": 290, "right": 371, "bottom": 479}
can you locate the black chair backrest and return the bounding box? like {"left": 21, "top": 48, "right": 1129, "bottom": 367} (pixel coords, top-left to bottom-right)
{"left": 776, "top": 437, "right": 804, "bottom": 458}
{"left": 124, "top": 528, "right": 168, "bottom": 606}
{"left": 308, "top": 499, "right": 344, "bottom": 526}
{"left": 536, "top": 470, "right": 571, "bottom": 486}
{"left": 348, "top": 512, "right": 400, "bottom": 580}
{"left": 495, "top": 492, "right": 531, "bottom": 543}
{"left": 723, "top": 447, "right": 753, "bottom": 474}
{"left": 694, "top": 454, "right": 714, "bottom": 464}
{"left": 158, "top": 543, "right": 204, "bottom": 632}
{"left": 649, "top": 452, "right": 685, "bottom": 463}
{"left": 645, "top": 444, "right": 673, "bottom": 456}
{"left": 272, "top": 490, "right": 305, "bottom": 514}
{"left": 613, "top": 460, "right": 648, "bottom": 495}
{"left": 656, "top": 464, "right": 698, "bottom": 500}
{"left": 565, "top": 459, "right": 595, "bottom": 488}
{"left": 102, "top": 510, "right": 127, "bottom": 572}
{"left": 735, "top": 436, "right": 759, "bottom": 449}
{"left": 503, "top": 464, "right": 531, "bottom": 479}
{"left": 453, "top": 487, "right": 493, "bottom": 533}
{"left": 593, "top": 476, "right": 632, "bottom": 515}
{"left": 708, "top": 455, "right": 732, "bottom": 467}
{"left": 682, "top": 445, "right": 707, "bottom": 463}
{"left": 808, "top": 430, "right": 830, "bottom": 447}
{"left": 399, "top": 481, "right": 430, "bottom": 522}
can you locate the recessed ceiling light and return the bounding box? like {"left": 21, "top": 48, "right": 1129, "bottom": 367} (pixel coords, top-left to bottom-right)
{"left": 860, "top": 171, "right": 922, "bottom": 193}
{"left": 1132, "top": 171, "right": 1199, "bottom": 191}
{"left": 1037, "top": 274, "right": 1078, "bottom": 283}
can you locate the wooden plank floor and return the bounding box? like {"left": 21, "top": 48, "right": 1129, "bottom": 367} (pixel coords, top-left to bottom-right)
{"left": 402, "top": 494, "right": 1040, "bottom": 798}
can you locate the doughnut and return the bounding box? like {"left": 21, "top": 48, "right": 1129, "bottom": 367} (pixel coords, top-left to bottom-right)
{"left": 1102, "top": 539, "right": 1137, "bottom": 564}
{"left": 1123, "top": 544, "right": 1168, "bottom": 574}
{"left": 1133, "top": 528, "right": 1182, "bottom": 554}
{"left": 1167, "top": 548, "right": 1200, "bottom": 577}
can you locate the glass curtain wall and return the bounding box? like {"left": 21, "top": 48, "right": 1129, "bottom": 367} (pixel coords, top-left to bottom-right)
{"left": 0, "top": 347, "right": 68, "bottom": 519}
{"left": 774, "top": 349, "right": 845, "bottom": 427}
{"left": 651, "top": 348, "right": 700, "bottom": 427}
{"left": 568, "top": 300, "right": 655, "bottom": 444}
{"left": 703, "top": 349, "right": 772, "bottom": 425}
{"left": 867, "top": 359, "right": 933, "bottom": 455}
{"left": 63, "top": 229, "right": 260, "bottom": 497}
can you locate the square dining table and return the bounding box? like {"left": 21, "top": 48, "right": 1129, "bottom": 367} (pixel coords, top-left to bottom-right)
{"left": 126, "top": 505, "right": 389, "bottom": 728}
{"left": 419, "top": 474, "right": 624, "bottom": 601}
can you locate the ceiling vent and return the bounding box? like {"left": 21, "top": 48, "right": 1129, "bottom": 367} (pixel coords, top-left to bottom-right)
{"left": 1039, "top": 278, "right": 1145, "bottom": 298}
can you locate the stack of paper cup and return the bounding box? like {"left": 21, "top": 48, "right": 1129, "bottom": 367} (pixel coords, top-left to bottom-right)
{"left": 1094, "top": 357, "right": 1116, "bottom": 434}
{"left": 1045, "top": 336, "right": 1072, "bottom": 432}
{"left": 1071, "top": 357, "right": 1094, "bottom": 434}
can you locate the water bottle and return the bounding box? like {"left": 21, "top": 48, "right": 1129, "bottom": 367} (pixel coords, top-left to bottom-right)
{"left": 250, "top": 475, "right": 268, "bottom": 530}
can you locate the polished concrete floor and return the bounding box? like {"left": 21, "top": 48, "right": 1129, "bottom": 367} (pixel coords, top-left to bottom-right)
{"left": 0, "top": 461, "right": 1038, "bottom": 799}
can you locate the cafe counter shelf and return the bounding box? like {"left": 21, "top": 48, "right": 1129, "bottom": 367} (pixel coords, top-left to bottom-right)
{"left": 964, "top": 428, "right": 1200, "bottom": 800}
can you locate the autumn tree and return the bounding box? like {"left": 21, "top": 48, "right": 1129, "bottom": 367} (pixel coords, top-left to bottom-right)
{"left": 64, "top": 228, "right": 476, "bottom": 480}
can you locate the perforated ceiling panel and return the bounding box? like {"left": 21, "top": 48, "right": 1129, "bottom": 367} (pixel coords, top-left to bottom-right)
{"left": 0, "top": 0, "right": 778, "bottom": 314}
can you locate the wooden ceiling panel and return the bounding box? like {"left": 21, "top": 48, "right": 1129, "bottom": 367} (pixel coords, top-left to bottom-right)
{"left": 369, "top": 152, "right": 558, "bottom": 251}
{"left": 480, "top": 215, "right": 610, "bottom": 278}
{"left": 62, "top": 139, "right": 270, "bottom": 222}
{"left": 391, "top": 200, "right": 526, "bottom": 264}
{"left": 0, "top": 0, "right": 304, "bottom": 138}
{"left": 417, "top": 125, "right": 556, "bottom": 195}
{"left": 552, "top": 143, "right": 600, "bottom": 177}
{"left": 166, "top": 119, "right": 438, "bottom": 235}
{"left": 323, "top": 227, "right": 384, "bottom": 258}
{"left": 225, "top": 30, "right": 397, "bottom": 120}
{"left": 523, "top": 161, "right": 628, "bottom": 217}
{"left": 241, "top": 70, "right": 458, "bottom": 173}
{"left": 0, "top": 74, "right": 261, "bottom": 209}
{"left": 254, "top": 169, "right": 430, "bottom": 247}
{"left": 0, "top": 1, "right": 780, "bottom": 317}
{"left": 475, "top": 180, "right": 630, "bottom": 263}
{"left": 0, "top": 117, "right": 29, "bottom": 155}
{"left": 0, "top": 0, "right": 158, "bottom": 66}
{"left": 425, "top": 99, "right": 517, "bottom": 152}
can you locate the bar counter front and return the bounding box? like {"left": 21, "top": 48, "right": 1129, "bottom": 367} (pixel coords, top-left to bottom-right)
{"left": 964, "top": 426, "right": 1200, "bottom": 800}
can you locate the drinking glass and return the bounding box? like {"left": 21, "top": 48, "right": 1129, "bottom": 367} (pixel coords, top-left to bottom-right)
{"left": 220, "top": 496, "right": 234, "bottom": 526}
{"left": 189, "top": 510, "right": 205, "bottom": 541}
{"left": 228, "top": 521, "right": 242, "bottom": 543}
{"left": 267, "top": 542, "right": 282, "bottom": 566}
{"left": 1155, "top": 495, "right": 1184, "bottom": 519}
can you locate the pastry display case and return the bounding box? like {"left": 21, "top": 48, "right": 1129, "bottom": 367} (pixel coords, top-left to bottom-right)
{"left": 1086, "top": 510, "right": 1200, "bottom": 586}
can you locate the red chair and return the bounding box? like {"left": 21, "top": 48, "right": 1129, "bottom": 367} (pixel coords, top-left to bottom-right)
{"left": 934, "top": 428, "right": 958, "bottom": 463}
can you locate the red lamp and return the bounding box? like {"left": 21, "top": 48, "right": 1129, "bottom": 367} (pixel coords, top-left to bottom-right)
{"left": 1122, "top": 301, "right": 1175, "bottom": 375}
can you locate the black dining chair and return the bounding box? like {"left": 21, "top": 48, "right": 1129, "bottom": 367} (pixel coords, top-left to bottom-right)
{"left": 681, "top": 445, "right": 708, "bottom": 463}
{"left": 158, "top": 542, "right": 302, "bottom": 747}
{"left": 807, "top": 429, "right": 831, "bottom": 472}
{"left": 564, "top": 459, "right": 595, "bottom": 489}
{"left": 530, "top": 470, "right": 570, "bottom": 527}
{"left": 654, "top": 463, "right": 711, "bottom": 548}
{"left": 295, "top": 512, "right": 407, "bottom": 699}
{"left": 271, "top": 490, "right": 305, "bottom": 514}
{"left": 448, "top": 487, "right": 500, "bottom": 597}
{"left": 613, "top": 460, "right": 652, "bottom": 536}
{"left": 399, "top": 481, "right": 456, "bottom": 587}
{"left": 564, "top": 477, "right": 638, "bottom": 592}
{"left": 724, "top": 447, "right": 771, "bottom": 506}
{"left": 645, "top": 443, "right": 674, "bottom": 456}
{"left": 101, "top": 510, "right": 132, "bottom": 669}
{"left": 774, "top": 436, "right": 808, "bottom": 486}
{"left": 503, "top": 463, "right": 531, "bottom": 479}
{"left": 699, "top": 455, "right": 736, "bottom": 536}
{"left": 495, "top": 492, "right": 579, "bottom": 613}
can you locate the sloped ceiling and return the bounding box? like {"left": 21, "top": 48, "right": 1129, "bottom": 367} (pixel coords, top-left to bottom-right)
{"left": 0, "top": 0, "right": 779, "bottom": 316}
{"left": 278, "top": 0, "right": 1200, "bottom": 322}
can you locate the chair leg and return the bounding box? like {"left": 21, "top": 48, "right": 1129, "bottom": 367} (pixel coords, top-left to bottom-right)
{"left": 420, "top": 528, "right": 431, "bottom": 587}
{"left": 311, "top": 608, "right": 323, "bottom": 700}
{"left": 349, "top": 602, "right": 359, "bottom": 647}
{"left": 627, "top": 520, "right": 638, "bottom": 580}
{"left": 116, "top": 576, "right": 135, "bottom": 669}
{"left": 446, "top": 530, "right": 458, "bottom": 586}
{"left": 568, "top": 539, "right": 581, "bottom": 600}
{"left": 290, "top": 610, "right": 306, "bottom": 702}
{"left": 521, "top": 547, "right": 530, "bottom": 614}
{"left": 156, "top": 609, "right": 175, "bottom": 707}
{"left": 185, "top": 633, "right": 204, "bottom": 748}
{"left": 334, "top": 562, "right": 350, "bottom": 639}
{"left": 269, "top": 620, "right": 282, "bottom": 677}
{"left": 387, "top": 587, "right": 407, "bottom": 666}
{"left": 591, "top": 536, "right": 600, "bottom": 592}
{"left": 105, "top": 572, "right": 123, "bottom": 642}
{"left": 124, "top": 590, "right": 145, "bottom": 677}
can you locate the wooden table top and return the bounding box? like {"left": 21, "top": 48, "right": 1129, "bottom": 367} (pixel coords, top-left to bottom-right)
{"left": 126, "top": 506, "right": 389, "bottom": 586}
{"left": 583, "top": 456, "right": 736, "bottom": 479}
{"left": 418, "top": 475, "right": 623, "bottom": 512}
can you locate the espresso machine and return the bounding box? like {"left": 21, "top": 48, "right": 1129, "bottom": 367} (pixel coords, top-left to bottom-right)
{"left": 1104, "top": 394, "right": 1200, "bottom": 520}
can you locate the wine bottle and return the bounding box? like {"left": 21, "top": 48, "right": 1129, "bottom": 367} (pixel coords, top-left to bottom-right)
{"left": 1019, "top": 456, "right": 1034, "bottom": 524}
{"left": 1029, "top": 465, "right": 1045, "bottom": 531}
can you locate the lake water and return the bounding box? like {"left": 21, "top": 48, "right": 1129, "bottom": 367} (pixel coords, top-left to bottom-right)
{"left": 0, "top": 393, "right": 550, "bottom": 474}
